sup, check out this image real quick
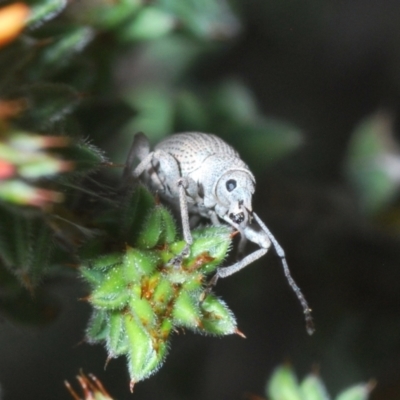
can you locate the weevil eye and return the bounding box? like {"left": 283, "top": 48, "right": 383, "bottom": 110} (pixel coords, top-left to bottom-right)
{"left": 229, "top": 212, "right": 244, "bottom": 224}
{"left": 226, "top": 179, "right": 237, "bottom": 192}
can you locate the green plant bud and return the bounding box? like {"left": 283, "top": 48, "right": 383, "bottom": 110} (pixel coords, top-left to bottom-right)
{"left": 19, "top": 155, "right": 72, "bottom": 179}
{"left": 188, "top": 226, "right": 232, "bottom": 274}
{"left": 159, "top": 318, "right": 173, "bottom": 339}
{"left": 164, "top": 240, "right": 186, "bottom": 260}
{"left": 184, "top": 250, "right": 216, "bottom": 275}
{"left": 199, "top": 293, "right": 236, "bottom": 335}
{"left": 79, "top": 187, "right": 237, "bottom": 387}
{"left": 152, "top": 277, "right": 174, "bottom": 311}
{"left": 119, "top": 7, "right": 176, "bottom": 42}
{"left": 136, "top": 205, "right": 164, "bottom": 249}
{"left": 86, "top": 310, "right": 109, "bottom": 343}
{"left": 121, "top": 248, "right": 141, "bottom": 283}
{"left": 0, "top": 180, "right": 62, "bottom": 207}
{"left": 172, "top": 290, "right": 201, "bottom": 329}
{"left": 129, "top": 294, "right": 156, "bottom": 328}
{"left": 336, "top": 384, "right": 371, "bottom": 400}
{"left": 107, "top": 311, "right": 128, "bottom": 356}
{"left": 300, "top": 374, "right": 330, "bottom": 400}
{"left": 90, "top": 253, "right": 122, "bottom": 271}
{"left": 169, "top": 241, "right": 188, "bottom": 255}
{"left": 90, "top": 266, "right": 130, "bottom": 310}
{"left": 159, "top": 206, "right": 176, "bottom": 244}
{"left": 80, "top": 266, "right": 105, "bottom": 287}
{"left": 121, "top": 185, "right": 156, "bottom": 246}
{"left": 180, "top": 274, "right": 203, "bottom": 292}
{"left": 8, "top": 133, "right": 69, "bottom": 152}
{"left": 166, "top": 267, "right": 192, "bottom": 285}
{"left": 123, "top": 247, "right": 158, "bottom": 281}
{"left": 125, "top": 314, "right": 155, "bottom": 384}
{"left": 141, "top": 270, "right": 161, "bottom": 294}
{"left": 139, "top": 336, "right": 169, "bottom": 379}
{"left": 267, "top": 365, "right": 302, "bottom": 400}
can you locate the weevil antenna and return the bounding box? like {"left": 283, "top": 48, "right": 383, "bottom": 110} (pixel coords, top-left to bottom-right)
{"left": 253, "top": 212, "right": 315, "bottom": 335}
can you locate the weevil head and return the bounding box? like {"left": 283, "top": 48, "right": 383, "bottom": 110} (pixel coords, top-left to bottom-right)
{"left": 215, "top": 169, "right": 255, "bottom": 227}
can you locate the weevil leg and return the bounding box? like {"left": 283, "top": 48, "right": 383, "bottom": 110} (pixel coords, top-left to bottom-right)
{"left": 207, "top": 246, "right": 268, "bottom": 292}
{"left": 131, "top": 149, "right": 176, "bottom": 193}
{"left": 123, "top": 132, "right": 150, "bottom": 182}
{"left": 216, "top": 212, "right": 314, "bottom": 334}
{"left": 177, "top": 177, "right": 193, "bottom": 246}
{"left": 145, "top": 153, "right": 196, "bottom": 247}
{"left": 165, "top": 177, "right": 196, "bottom": 265}
{"left": 211, "top": 216, "right": 270, "bottom": 282}
{"left": 131, "top": 152, "right": 156, "bottom": 179}
{"left": 209, "top": 211, "right": 221, "bottom": 226}
{"left": 237, "top": 235, "right": 248, "bottom": 260}
{"left": 216, "top": 248, "right": 268, "bottom": 278}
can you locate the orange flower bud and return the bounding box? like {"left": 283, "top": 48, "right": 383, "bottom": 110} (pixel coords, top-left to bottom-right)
{"left": 0, "top": 3, "right": 29, "bottom": 47}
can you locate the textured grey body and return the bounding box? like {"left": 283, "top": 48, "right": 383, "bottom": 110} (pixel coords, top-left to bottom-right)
{"left": 153, "top": 133, "right": 254, "bottom": 221}
{"left": 125, "top": 131, "right": 314, "bottom": 334}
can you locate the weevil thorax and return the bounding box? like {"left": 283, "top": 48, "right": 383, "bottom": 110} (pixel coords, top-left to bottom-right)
{"left": 214, "top": 168, "right": 255, "bottom": 228}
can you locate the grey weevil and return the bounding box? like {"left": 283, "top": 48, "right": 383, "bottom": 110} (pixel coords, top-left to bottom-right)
{"left": 124, "top": 132, "right": 314, "bottom": 335}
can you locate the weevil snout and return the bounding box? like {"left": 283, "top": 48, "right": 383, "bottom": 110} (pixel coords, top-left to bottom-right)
{"left": 228, "top": 201, "right": 253, "bottom": 226}
{"left": 229, "top": 211, "right": 245, "bottom": 224}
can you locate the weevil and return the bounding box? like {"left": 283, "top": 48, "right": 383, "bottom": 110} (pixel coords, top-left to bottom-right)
{"left": 124, "top": 132, "right": 314, "bottom": 335}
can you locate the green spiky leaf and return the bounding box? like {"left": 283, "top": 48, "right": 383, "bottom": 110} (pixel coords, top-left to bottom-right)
{"left": 336, "top": 384, "right": 372, "bottom": 400}
{"left": 267, "top": 365, "right": 302, "bottom": 400}
{"left": 200, "top": 293, "right": 236, "bottom": 335}
{"left": 300, "top": 374, "right": 330, "bottom": 400}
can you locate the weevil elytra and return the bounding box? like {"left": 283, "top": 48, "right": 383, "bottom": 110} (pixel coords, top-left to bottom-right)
{"left": 124, "top": 132, "right": 314, "bottom": 335}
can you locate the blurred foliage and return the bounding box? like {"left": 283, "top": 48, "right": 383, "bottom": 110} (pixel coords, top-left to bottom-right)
{"left": 266, "top": 365, "right": 374, "bottom": 400}
{"left": 64, "top": 365, "right": 374, "bottom": 400}
{"left": 344, "top": 112, "right": 400, "bottom": 215}
{"left": 123, "top": 79, "right": 302, "bottom": 170}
